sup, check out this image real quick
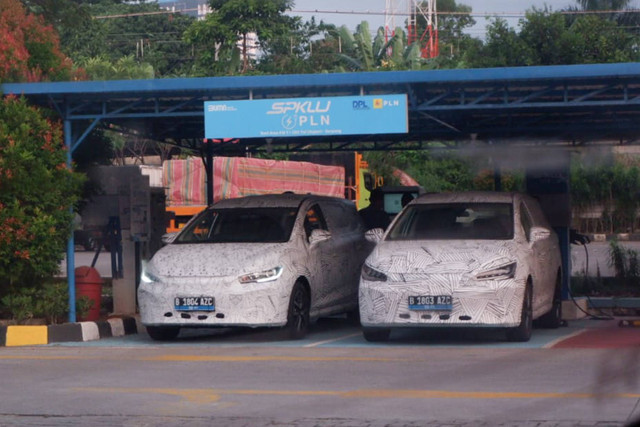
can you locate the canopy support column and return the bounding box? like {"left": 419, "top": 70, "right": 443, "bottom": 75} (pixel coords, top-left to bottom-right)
{"left": 65, "top": 119, "right": 76, "bottom": 323}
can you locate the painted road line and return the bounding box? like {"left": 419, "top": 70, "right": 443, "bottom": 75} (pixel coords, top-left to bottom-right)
{"left": 0, "top": 355, "right": 100, "bottom": 360}
{"left": 303, "top": 332, "right": 362, "bottom": 348}
{"left": 75, "top": 386, "right": 640, "bottom": 401}
{"left": 0, "top": 354, "right": 405, "bottom": 362}
{"left": 142, "top": 355, "right": 403, "bottom": 362}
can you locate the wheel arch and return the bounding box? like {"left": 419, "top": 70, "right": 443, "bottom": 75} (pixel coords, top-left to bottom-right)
{"left": 294, "top": 276, "right": 311, "bottom": 304}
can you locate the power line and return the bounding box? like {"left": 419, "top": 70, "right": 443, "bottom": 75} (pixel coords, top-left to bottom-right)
{"left": 94, "top": 8, "right": 640, "bottom": 20}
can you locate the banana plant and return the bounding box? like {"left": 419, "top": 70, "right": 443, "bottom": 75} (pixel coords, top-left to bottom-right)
{"left": 334, "top": 21, "right": 424, "bottom": 71}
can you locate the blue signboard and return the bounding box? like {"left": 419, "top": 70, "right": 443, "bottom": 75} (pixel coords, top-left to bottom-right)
{"left": 204, "top": 94, "right": 408, "bottom": 139}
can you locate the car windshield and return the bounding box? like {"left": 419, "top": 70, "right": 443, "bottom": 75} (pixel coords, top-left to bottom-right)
{"left": 175, "top": 207, "right": 298, "bottom": 243}
{"left": 387, "top": 202, "right": 514, "bottom": 241}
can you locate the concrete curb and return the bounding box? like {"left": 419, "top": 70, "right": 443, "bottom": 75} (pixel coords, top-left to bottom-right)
{"left": 0, "top": 316, "right": 138, "bottom": 347}
{"left": 588, "top": 297, "right": 640, "bottom": 309}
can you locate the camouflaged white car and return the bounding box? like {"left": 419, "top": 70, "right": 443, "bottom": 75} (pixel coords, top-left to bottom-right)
{"left": 359, "top": 191, "right": 562, "bottom": 342}
{"left": 139, "top": 194, "right": 371, "bottom": 341}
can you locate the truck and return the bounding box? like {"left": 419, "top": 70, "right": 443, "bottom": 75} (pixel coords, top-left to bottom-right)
{"left": 162, "top": 153, "right": 422, "bottom": 233}
{"left": 163, "top": 156, "right": 350, "bottom": 233}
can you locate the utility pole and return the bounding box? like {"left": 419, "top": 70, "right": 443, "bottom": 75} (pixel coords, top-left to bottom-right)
{"left": 385, "top": 0, "right": 439, "bottom": 59}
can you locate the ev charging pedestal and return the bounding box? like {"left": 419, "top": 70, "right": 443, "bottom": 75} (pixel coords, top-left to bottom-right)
{"left": 82, "top": 166, "right": 160, "bottom": 317}
{"left": 525, "top": 149, "right": 572, "bottom": 301}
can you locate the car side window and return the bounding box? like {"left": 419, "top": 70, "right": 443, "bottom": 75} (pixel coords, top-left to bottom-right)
{"left": 520, "top": 203, "right": 533, "bottom": 242}
{"left": 304, "top": 204, "right": 328, "bottom": 240}
{"left": 322, "top": 201, "right": 364, "bottom": 233}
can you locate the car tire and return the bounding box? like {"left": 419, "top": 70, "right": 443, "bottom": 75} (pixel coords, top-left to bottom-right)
{"left": 506, "top": 282, "right": 533, "bottom": 342}
{"left": 362, "top": 327, "right": 391, "bottom": 342}
{"left": 538, "top": 272, "right": 562, "bottom": 329}
{"left": 146, "top": 326, "right": 180, "bottom": 341}
{"left": 283, "top": 281, "right": 310, "bottom": 340}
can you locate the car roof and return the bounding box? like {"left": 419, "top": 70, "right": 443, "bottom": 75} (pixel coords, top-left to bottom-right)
{"left": 211, "top": 193, "right": 348, "bottom": 209}
{"left": 413, "top": 191, "right": 518, "bottom": 205}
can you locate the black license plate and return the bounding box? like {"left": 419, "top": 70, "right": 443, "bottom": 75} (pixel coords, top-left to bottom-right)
{"left": 408, "top": 295, "right": 452, "bottom": 311}
{"left": 174, "top": 296, "right": 215, "bottom": 311}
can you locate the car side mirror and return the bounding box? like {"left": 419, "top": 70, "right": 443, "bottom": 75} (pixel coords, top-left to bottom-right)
{"left": 365, "top": 228, "right": 384, "bottom": 243}
{"left": 309, "top": 229, "right": 331, "bottom": 245}
{"left": 530, "top": 227, "right": 551, "bottom": 242}
{"left": 162, "top": 232, "right": 178, "bottom": 245}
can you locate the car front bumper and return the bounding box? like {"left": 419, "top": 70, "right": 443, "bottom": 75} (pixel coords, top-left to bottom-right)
{"left": 138, "top": 276, "right": 291, "bottom": 328}
{"left": 359, "top": 276, "right": 526, "bottom": 328}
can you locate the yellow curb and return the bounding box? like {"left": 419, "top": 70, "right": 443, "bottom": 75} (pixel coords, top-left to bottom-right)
{"left": 6, "top": 325, "right": 48, "bottom": 346}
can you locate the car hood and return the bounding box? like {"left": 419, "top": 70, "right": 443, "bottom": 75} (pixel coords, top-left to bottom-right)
{"left": 147, "top": 242, "right": 290, "bottom": 278}
{"left": 367, "top": 240, "right": 518, "bottom": 276}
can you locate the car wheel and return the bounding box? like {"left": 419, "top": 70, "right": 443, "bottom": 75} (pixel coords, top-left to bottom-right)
{"left": 362, "top": 327, "right": 391, "bottom": 342}
{"left": 506, "top": 282, "right": 533, "bottom": 342}
{"left": 538, "top": 272, "right": 562, "bottom": 329}
{"left": 146, "top": 326, "right": 180, "bottom": 341}
{"left": 283, "top": 281, "right": 310, "bottom": 340}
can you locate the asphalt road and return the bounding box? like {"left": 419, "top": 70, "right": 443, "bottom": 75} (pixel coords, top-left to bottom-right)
{"left": 1, "top": 317, "right": 639, "bottom": 426}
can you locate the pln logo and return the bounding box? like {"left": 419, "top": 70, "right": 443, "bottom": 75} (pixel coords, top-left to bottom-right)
{"left": 373, "top": 98, "right": 384, "bottom": 109}
{"left": 352, "top": 100, "right": 369, "bottom": 110}
{"left": 282, "top": 115, "right": 297, "bottom": 130}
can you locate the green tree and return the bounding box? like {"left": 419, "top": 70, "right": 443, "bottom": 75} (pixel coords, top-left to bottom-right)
{"left": 0, "top": 96, "right": 84, "bottom": 299}
{"left": 567, "top": 15, "right": 635, "bottom": 63}
{"left": 464, "top": 18, "right": 532, "bottom": 67}
{"left": 366, "top": 150, "right": 476, "bottom": 192}
{"left": 56, "top": 1, "right": 195, "bottom": 77}
{"left": 78, "top": 55, "right": 155, "bottom": 80}
{"left": 186, "top": 0, "right": 295, "bottom": 75}
{"left": 0, "top": 0, "right": 78, "bottom": 82}
{"left": 465, "top": 7, "right": 640, "bottom": 67}
{"left": 577, "top": 0, "right": 631, "bottom": 8}
{"left": 257, "top": 18, "right": 336, "bottom": 75}
{"left": 416, "top": 0, "right": 476, "bottom": 60}
{"left": 333, "top": 22, "right": 422, "bottom": 72}
{"left": 567, "top": 0, "right": 635, "bottom": 25}
{"left": 19, "top": 0, "right": 87, "bottom": 29}
{"left": 518, "top": 8, "right": 576, "bottom": 65}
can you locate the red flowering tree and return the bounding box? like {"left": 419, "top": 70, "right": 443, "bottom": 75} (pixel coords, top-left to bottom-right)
{"left": 0, "top": 0, "right": 76, "bottom": 82}
{"left": 0, "top": 96, "right": 84, "bottom": 298}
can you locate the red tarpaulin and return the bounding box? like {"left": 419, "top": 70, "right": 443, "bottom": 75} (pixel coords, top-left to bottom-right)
{"left": 164, "top": 157, "right": 345, "bottom": 206}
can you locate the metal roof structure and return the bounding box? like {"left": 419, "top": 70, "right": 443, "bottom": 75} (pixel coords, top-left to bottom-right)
{"left": 6, "top": 62, "right": 637, "bottom": 322}
{"left": 3, "top": 62, "right": 640, "bottom": 155}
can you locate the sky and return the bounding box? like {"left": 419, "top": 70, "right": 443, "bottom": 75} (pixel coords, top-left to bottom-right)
{"left": 156, "top": 0, "right": 640, "bottom": 39}
{"left": 289, "top": 0, "right": 640, "bottom": 38}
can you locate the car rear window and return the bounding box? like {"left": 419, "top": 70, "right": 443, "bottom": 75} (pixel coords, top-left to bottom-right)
{"left": 386, "top": 203, "right": 514, "bottom": 241}
{"left": 175, "top": 207, "right": 298, "bottom": 243}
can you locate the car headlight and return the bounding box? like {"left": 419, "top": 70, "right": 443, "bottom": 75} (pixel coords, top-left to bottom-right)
{"left": 475, "top": 262, "right": 517, "bottom": 281}
{"left": 239, "top": 266, "right": 283, "bottom": 284}
{"left": 140, "top": 269, "right": 161, "bottom": 284}
{"left": 361, "top": 264, "right": 388, "bottom": 282}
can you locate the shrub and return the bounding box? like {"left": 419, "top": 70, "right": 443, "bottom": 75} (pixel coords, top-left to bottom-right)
{"left": 609, "top": 240, "right": 640, "bottom": 289}
{"left": 1, "top": 282, "right": 93, "bottom": 324}
{"left": 0, "top": 95, "right": 85, "bottom": 302}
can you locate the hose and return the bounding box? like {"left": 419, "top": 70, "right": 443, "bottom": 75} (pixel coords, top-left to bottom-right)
{"left": 569, "top": 235, "right": 614, "bottom": 321}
